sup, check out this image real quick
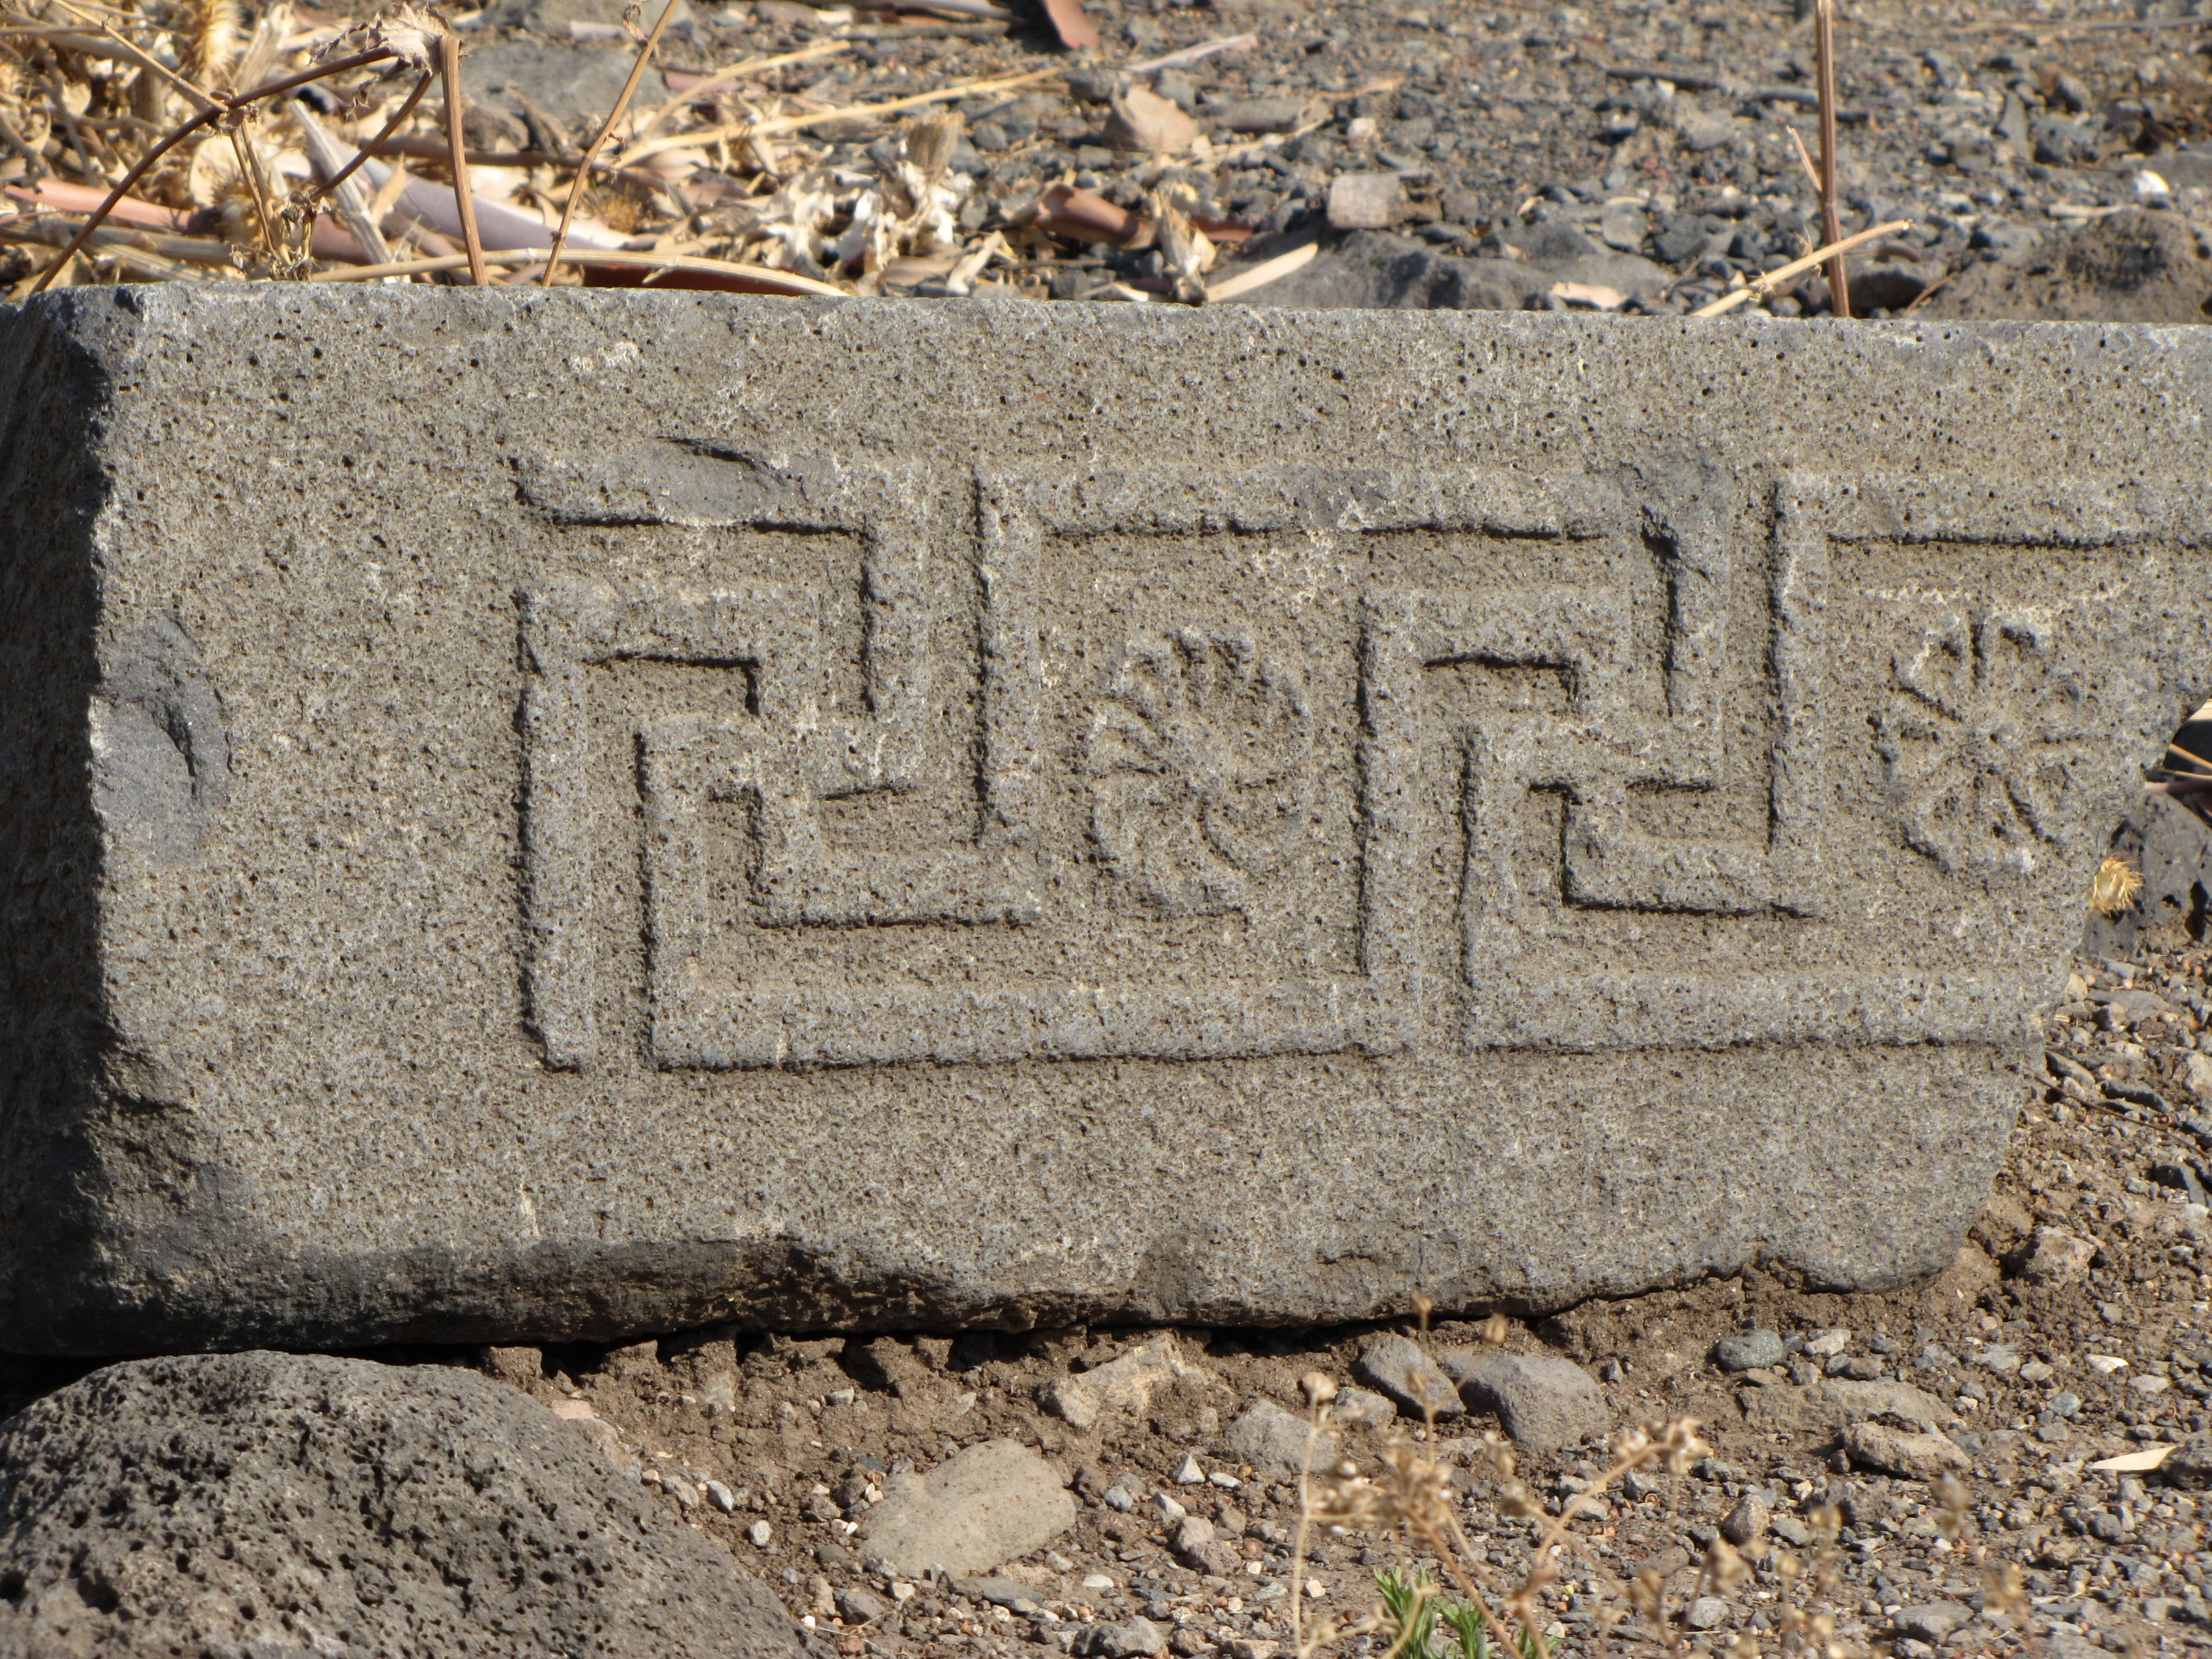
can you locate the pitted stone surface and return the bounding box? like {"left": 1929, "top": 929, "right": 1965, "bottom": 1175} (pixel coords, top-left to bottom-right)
{"left": 0, "top": 1351, "right": 806, "bottom": 1659}
{"left": 0, "top": 287, "right": 2202, "bottom": 1352}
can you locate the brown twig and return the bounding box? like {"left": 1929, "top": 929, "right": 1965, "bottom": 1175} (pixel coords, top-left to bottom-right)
{"left": 310, "top": 67, "right": 434, "bottom": 206}
{"left": 0, "top": 108, "right": 45, "bottom": 178}
{"left": 1897, "top": 268, "right": 1954, "bottom": 316}
{"left": 632, "top": 38, "right": 849, "bottom": 144}
{"left": 621, "top": 63, "right": 1060, "bottom": 164}
{"left": 437, "top": 30, "right": 486, "bottom": 285}
{"left": 10, "top": 0, "right": 219, "bottom": 111}
{"left": 305, "top": 244, "right": 848, "bottom": 292}
{"left": 1784, "top": 122, "right": 1820, "bottom": 195}
{"left": 1688, "top": 218, "right": 1911, "bottom": 317}
{"left": 1814, "top": 0, "right": 1849, "bottom": 317}
{"left": 544, "top": 0, "right": 681, "bottom": 288}
{"left": 28, "top": 44, "right": 393, "bottom": 294}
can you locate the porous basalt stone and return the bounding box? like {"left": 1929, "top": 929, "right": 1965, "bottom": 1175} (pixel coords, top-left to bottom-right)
{"left": 0, "top": 287, "right": 2193, "bottom": 1352}
{"left": 0, "top": 1350, "right": 806, "bottom": 1658}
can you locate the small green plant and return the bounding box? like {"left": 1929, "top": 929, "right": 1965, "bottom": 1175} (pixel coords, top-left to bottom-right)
{"left": 1375, "top": 1566, "right": 1441, "bottom": 1659}
{"left": 1436, "top": 1595, "right": 1497, "bottom": 1659}
{"left": 1377, "top": 1569, "right": 1546, "bottom": 1659}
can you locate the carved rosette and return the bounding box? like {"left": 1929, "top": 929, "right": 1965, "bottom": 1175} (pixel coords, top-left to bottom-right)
{"left": 1876, "top": 610, "right": 2104, "bottom": 880}
{"left": 1086, "top": 631, "right": 1313, "bottom": 917}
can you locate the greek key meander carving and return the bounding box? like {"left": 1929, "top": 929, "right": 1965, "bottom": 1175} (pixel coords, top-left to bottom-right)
{"left": 517, "top": 460, "right": 2154, "bottom": 1071}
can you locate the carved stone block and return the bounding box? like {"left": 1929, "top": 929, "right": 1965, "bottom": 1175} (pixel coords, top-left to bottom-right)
{"left": 0, "top": 288, "right": 2192, "bottom": 1353}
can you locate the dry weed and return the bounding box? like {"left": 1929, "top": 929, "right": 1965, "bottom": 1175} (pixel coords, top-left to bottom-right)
{"left": 1281, "top": 1315, "right": 1909, "bottom": 1659}
{"left": 2092, "top": 855, "right": 2145, "bottom": 917}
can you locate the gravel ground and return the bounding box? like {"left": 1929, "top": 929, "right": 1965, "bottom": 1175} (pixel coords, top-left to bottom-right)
{"left": 0, "top": 929, "right": 2162, "bottom": 1658}
{"left": 521, "top": 0, "right": 2212, "bottom": 317}
{"left": 11, "top": 0, "right": 2211, "bottom": 317}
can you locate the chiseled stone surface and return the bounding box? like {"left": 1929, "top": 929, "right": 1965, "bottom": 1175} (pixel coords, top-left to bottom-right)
{"left": 0, "top": 286, "right": 2200, "bottom": 1353}
{"left": 0, "top": 1351, "right": 805, "bottom": 1659}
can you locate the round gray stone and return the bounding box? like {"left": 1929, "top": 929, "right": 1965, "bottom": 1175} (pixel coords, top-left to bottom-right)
{"left": 1712, "top": 1330, "right": 1787, "bottom": 1372}
{"left": 0, "top": 1350, "right": 808, "bottom": 1659}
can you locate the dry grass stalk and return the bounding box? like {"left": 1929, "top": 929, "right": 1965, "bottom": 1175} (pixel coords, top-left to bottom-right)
{"left": 289, "top": 100, "right": 389, "bottom": 264}
{"left": 31, "top": 0, "right": 221, "bottom": 112}
{"left": 1287, "top": 1324, "right": 1717, "bottom": 1659}
{"left": 305, "top": 242, "right": 847, "bottom": 291}
{"left": 622, "top": 63, "right": 1058, "bottom": 164}
{"left": 1813, "top": 0, "right": 1850, "bottom": 317}
{"left": 544, "top": 0, "right": 681, "bottom": 287}
{"left": 435, "top": 28, "right": 485, "bottom": 284}
{"left": 304, "top": 66, "right": 434, "bottom": 210}
{"left": 1688, "top": 218, "right": 1910, "bottom": 317}
{"left": 628, "top": 38, "right": 847, "bottom": 147}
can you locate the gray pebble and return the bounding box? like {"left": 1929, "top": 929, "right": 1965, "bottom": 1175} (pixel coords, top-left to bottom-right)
{"left": 1712, "top": 1331, "right": 1785, "bottom": 1373}
{"left": 1685, "top": 1596, "right": 1728, "bottom": 1630}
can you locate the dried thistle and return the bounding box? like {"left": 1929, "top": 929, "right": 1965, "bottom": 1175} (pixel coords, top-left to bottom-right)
{"left": 351, "top": 2, "right": 444, "bottom": 74}
{"left": 1933, "top": 1471, "right": 1970, "bottom": 1542}
{"left": 182, "top": 0, "right": 241, "bottom": 90}
{"left": 1701, "top": 1538, "right": 1749, "bottom": 1596}
{"left": 1147, "top": 177, "right": 1212, "bottom": 306}
{"left": 1983, "top": 1560, "right": 2029, "bottom": 1621}
{"left": 902, "top": 109, "right": 960, "bottom": 183}
{"left": 2092, "top": 854, "right": 2145, "bottom": 917}
{"left": 1304, "top": 1465, "right": 1387, "bottom": 1534}
{"left": 1657, "top": 1417, "right": 1709, "bottom": 1476}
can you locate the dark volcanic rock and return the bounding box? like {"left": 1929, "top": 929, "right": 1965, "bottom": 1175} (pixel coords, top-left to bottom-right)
{"left": 0, "top": 1351, "right": 807, "bottom": 1659}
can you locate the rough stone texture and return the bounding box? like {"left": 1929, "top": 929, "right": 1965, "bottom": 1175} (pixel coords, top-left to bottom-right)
{"left": 1040, "top": 1335, "right": 1221, "bottom": 1430}
{"left": 0, "top": 286, "right": 2197, "bottom": 1352}
{"left": 1740, "top": 1377, "right": 1953, "bottom": 1436}
{"left": 0, "top": 1350, "right": 805, "bottom": 1659}
{"left": 1450, "top": 1353, "right": 1609, "bottom": 1452}
{"left": 1843, "top": 1420, "right": 1973, "bottom": 1481}
{"left": 1225, "top": 1400, "right": 1335, "bottom": 1476}
{"left": 1711, "top": 1330, "right": 1786, "bottom": 1372}
{"left": 2017, "top": 1225, "right": 2101, "bottom": 1286}
{"left": 2083, "top": 789, "right": 2212, "bottom": 958}
{"left": 1329, "top": 1386, "right": 1397, "bottom": 1430}
{"left": 1074, "top": 1619, "right": 1167, "bottom": 1658}
{"left": 1353, "top": 1333, "right": 1462, "bottom": 1419}
{"left": 857, "top": 1440, "right": 1075, "bottom": 1578}
{"left": 1894, "top": 1602, "right": 1976, "bottom": 1644}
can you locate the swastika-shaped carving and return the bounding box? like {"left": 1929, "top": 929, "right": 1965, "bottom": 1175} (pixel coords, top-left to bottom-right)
{"left": 517, "top": 455, "right": 2124, "bottom": 1071}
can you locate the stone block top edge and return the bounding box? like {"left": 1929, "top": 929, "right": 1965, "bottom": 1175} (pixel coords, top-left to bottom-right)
{"left": 10, "top": 281, "right": 2212, "bottom": 356}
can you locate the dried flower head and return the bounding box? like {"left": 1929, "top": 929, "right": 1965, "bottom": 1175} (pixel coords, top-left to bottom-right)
{"left": 1374, "top": 1439, "right": 1458, "bottom": 1540}
{"left": 355, "top": 3, "right": 444, "bottom": 73}
{"left": 1304, "top": 1467, "right": 1384, "bottom": 1534}
{"left": 2092, "top": 854, "right": 2145, "bottom": 917}
{"left": 1934, "top": 1472, "right": 1970, "bottom": 1541}
{"left": 1301, "top": 1371, "right": 1337, "bottom": 1406}
{"left": 1479, "top": 1313, "right": 1509, "bottom": 1346}
{"left": 902, "top": 110, "right": 962, "bottom": 181}
{"left": 1658, "top": 1417, "right": 1708, "bottom": 1476}
{"left": 1703, "top": 1539, "right": 1750, "bottom": 1596}
{"left": 183, "top": 0, "right": 242, "bottom": 89}
{"left": 1482, "top": 1434, "right": 1516, "bottom": 1483}
{"left": 1983, "top": 1560, "right": 2029, "bottom": 1620}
